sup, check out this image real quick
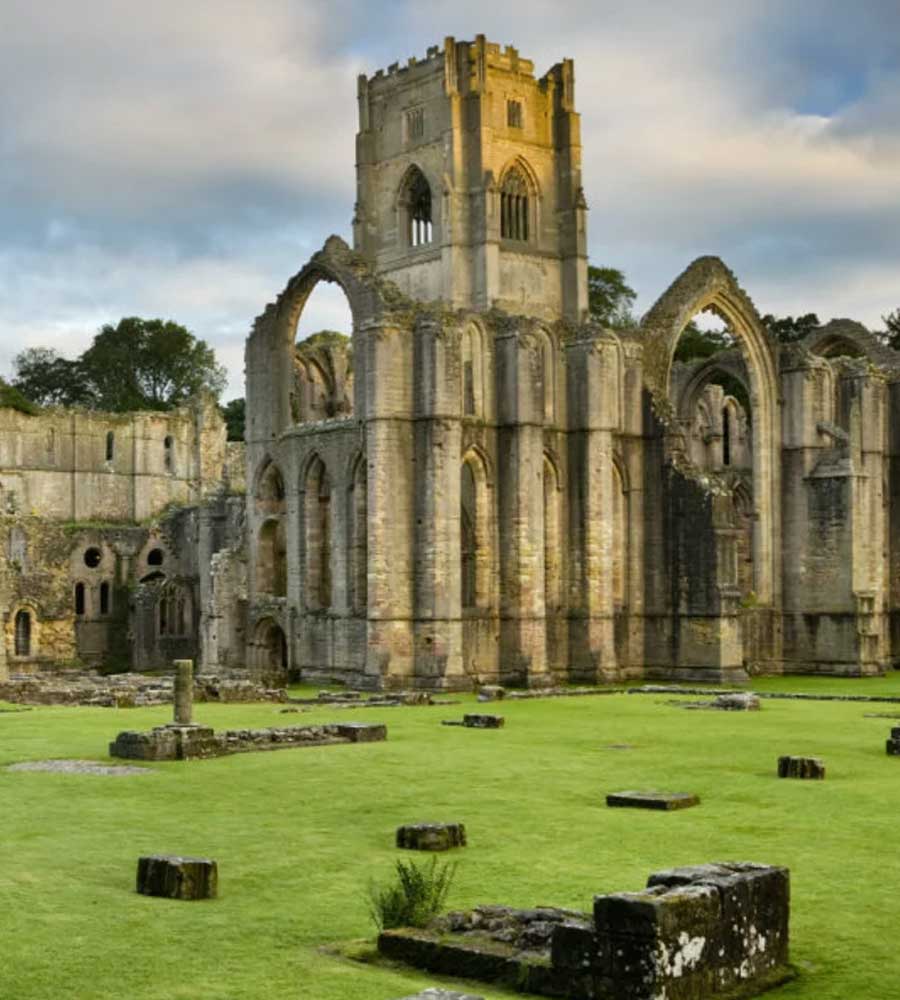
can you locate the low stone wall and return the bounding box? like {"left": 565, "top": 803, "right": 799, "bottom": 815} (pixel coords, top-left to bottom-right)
{"left": 0, "top": 671, "right": 285, "bottom": 707}
{"left": 378, "top": 862, "right": 791, "bottom": 1000}
{"left": 109, "top": 721, "right": 387, "bottom": 761}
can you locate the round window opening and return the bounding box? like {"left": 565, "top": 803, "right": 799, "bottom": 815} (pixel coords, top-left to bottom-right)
{"left": 83, "top": 547, "right": 102, "bottom": 568}
{"left": 147, "top": 548, "right": 165, "bottom": 566}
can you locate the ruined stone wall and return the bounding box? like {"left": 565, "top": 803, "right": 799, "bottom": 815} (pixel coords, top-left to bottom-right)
{"left": 0, "top": 395, "right": 229, "bottom": 523}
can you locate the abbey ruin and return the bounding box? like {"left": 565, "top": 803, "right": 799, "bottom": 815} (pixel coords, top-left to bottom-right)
{"left": 2, "top": 36, "right": 899, "bottom": 689}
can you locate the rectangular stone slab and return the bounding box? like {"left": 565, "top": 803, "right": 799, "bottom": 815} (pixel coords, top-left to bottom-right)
{"left": 606, "top": 791, "right": 700, "bottom": 810}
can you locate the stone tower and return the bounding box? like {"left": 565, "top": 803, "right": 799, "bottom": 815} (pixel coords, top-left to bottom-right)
{"left": 354, "top": 36, "right": 588, "bottom": 322}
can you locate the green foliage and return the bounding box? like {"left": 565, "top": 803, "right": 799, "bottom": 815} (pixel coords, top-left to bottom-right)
{"left": 299, "top": 329, "right": 351, "bottom": 350}
{"left": 881, "top": 308, "right": 900, "bottom": 351}
{"left": 673, "top": 320, "right": 735, "bottom": 363}
{"left": 588, "top": 266, "right": 637, "bottom": 328}
{"left": 9, "top": 348, "right": 89, "bottom": 408}
{"left": 222, "top": 397, "right": 245, "bottom": 441}
{"left": 761, "top": 312, "right": 820, "bottom": 344}
{"left": 10, "top": 318, "right": 227, "bottom": 413}
{"left": 368, "top": 856, "right": 457, "bottom": 931}
{"left": 0, "top": 377, "right": 41, "bottom": 415}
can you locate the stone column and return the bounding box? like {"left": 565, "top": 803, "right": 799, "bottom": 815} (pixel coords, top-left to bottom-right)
{"left": 173, "top": 659, "right": 194, "bottom": 725}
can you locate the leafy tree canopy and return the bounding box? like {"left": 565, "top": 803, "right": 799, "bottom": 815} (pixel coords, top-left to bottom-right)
{"left": 0, "top": 377, "right": 41, "bottom": 415}
{"left": 761, "top": 312, "right": 820, "bottom": 344}
{"left": 881, "top": 308, "right": 900, "bottom": 351}
{"left": 10, "top": 318, "right": 227, "bottom": 413}
{"left": 222, "top": 398, "right": 245, "bottom": 442}
{"left": 588, "top": 266, "right": 637, "bottom": 328}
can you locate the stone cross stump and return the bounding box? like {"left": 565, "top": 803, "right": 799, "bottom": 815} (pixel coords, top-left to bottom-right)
{"left": 172, "top": 659, "right": 194, "bottom": 726}
{"left": 136, "top": 854, "right": 218, "bottom": 900}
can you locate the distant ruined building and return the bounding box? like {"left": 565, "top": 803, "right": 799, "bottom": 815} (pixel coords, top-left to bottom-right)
{"left": 3, "top": 36, "right": 899, "bottom": 687}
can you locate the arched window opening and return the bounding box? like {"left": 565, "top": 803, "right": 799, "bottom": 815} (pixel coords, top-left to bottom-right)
{"left": 105, "top": 431, "right": 115, "bottom": 462}
{"left": 158, "top": 585, "right": 190, "bottom": 637}
{"left": 460, "top": 452, "right": 492, "bottom": 611}
{"left": 14, "top": 610, "right": 31, "bottom": 656}
{"left": 74, "top": 583, "right": 86, "bottom": 616}
{"left": 257, "top": 520, "right": 287, "bottom": 598}
{"left": 461, "top": 325, "right": 484, "bottom": 418}
{"left": 461, "top": 462, "right": 477, "bottom": 610}
{"left": 99, "top": 581, "right": 110, "bottom": 616}
{"left": 253, "top": 618, "right": 287, "bottom": 676}
{"left": 537, "top": 332, "right": 555, "bottom": 423}
{"left": 304, "top": 458, "right": 332, "bottom": 610}
{"left": 543, "top": 457, "right": 561, "bottom": 611}
{"left": 256, "top": 463, "right": 287, "bottom": 516}
{"left": 84, "top": 547, "right": 102, "bottom": 569}
{"left": 349, "top": 457, "right": 367, "bottom": 611}
{"left": 404, "top": 167, "right": 433, "bottom": 247}
{"left": 612, "top": 463, "right": 628, "bottom": 608}
{"left": 501, "top": 168, "right": 529, "bottom": 241}
{"left": 722, "top": 407, "right": 731, "bottom": 467}
{"left": 164, "top": 435, "right": 174, "bottom": 473}
{"left": 147, "top": 548, "right": 165, "bottom": 567}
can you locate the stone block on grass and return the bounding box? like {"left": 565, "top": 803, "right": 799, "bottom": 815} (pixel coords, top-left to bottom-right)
{"left": 396, "top": 822, "right": 467, "bottom": 851}
{"left": 463, "top": 714, "right": 505, "bottom": 729}
{"left": 606, "top": 790, "right": 700, "bottom": 811}
{"left": 136, "top": 854, "right": 217, "bottom": 900}
{"left": 777, "top": 756, "right": 825, "bottom": 779}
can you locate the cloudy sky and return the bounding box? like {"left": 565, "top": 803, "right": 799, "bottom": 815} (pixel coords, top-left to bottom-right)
{"left": 2, "top": 1, "right": 898, "bottom": 400}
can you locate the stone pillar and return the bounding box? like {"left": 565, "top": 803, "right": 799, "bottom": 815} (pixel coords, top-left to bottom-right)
{"left": 173, "top": 659, "right": 194, "bottom": 725}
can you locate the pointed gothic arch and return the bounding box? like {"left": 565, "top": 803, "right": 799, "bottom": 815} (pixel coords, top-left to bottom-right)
{"left": 641, "top": 257, "right": 780, "bottom": 603}
{"left": 460, "top": 447, "right": 494, "bottom": 611}
{"left": 303, "top": 454, "right": 333, "bottom": 610}
{"left": 397, "top": 164, "right": 434, "bottom": 248}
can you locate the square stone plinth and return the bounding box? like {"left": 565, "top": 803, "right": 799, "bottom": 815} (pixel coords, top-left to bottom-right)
{"left": 396, "top": 822, "right": 467, "bottom": 851}
{"left": 606, "top": 791, "right": 700, "bottom": 811}
{"left": 136, "top": 855, "right": 218, "bottom": 900}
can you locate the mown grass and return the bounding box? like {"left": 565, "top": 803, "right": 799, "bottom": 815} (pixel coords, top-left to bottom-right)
{"left": 2, "top": 681, "right": 900, "bottom": 999}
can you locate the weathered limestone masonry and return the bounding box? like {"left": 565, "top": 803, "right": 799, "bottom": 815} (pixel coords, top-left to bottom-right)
{"left": 378, "top": 862, "right": 791, "bottom": 1000}
{"left": 0, "top": 395, "right": 246, "bottom": 678}
{"left": 242, "top": 37, "right": 900, "bottom": 691}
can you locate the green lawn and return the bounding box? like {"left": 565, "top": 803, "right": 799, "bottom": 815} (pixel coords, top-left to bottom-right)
{"left": 2, "top": 682, "right": 900, "bottom": 1000}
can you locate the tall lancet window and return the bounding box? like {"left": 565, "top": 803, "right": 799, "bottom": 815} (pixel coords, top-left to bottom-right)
{"left": 501, "top": 168, "right": 529, "bottom": 241}
{"left": 404, "top": 167, "right": 433, "bottom": 247}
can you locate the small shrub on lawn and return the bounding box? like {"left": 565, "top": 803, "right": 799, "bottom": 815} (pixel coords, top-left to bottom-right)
{"left": 368, "top": 856, "right": 457, "bottom": 930}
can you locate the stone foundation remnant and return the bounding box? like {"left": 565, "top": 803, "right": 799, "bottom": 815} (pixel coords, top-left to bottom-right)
{"left": 378, "top": 862, "right": 791, "bottom": 999}
{"left": 110, "top": 721, "right": 387, "bottom": 761}
{"left": 396, "top": 991, "right": 484, "bottom": 1000}
{"left": 443, "top": 714, "right": 505, "bottom": 729}
{"left": 885, "top": 728, "right": 900, "bottom": 755}
{"left": 606, "top": 790, "right": 700, "bottom": 811}
{"left": 777, "top": 756, "right": 825, "bottom": 779}
{"left": 713, "top": 692, "right": 761, "bottom": 711}
{"left": 396, "top": 823, "right": 467, "bottom": 851}
{"left": 477, "top": 686, "right": 506, "bottom": 702}
{"left": 136, "top": 855, "right": 218, "bottom": 900}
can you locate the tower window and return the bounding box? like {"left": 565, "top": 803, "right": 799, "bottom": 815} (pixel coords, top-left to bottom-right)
{"left": 105, "top": 431, "right": 115, "bottom": 462}
{"left": 100, "top": 581, "right": 111, "bottom": 616}
{"left": 75, "top": 583, "right": 86, "bottom": 616}
{"left": 403, "top": 167, "right": 433, "bottom": 248}
{"left": 501, "top": 168, "right": 529, "bottom": 241}
{"left": 164, "top": 435, "right": 173, "bottom": 473}
{"left": 405, "top": 107, "right": 425, "bottom": 142}
{"left": 507, "top": 100, "right": 523, "bottom": 128}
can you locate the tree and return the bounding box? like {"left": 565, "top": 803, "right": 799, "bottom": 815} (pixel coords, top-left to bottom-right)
{"left": 881, "top": 309, "right": 900, "bottom": 351}
{"left": 673, "top": 321, "right": 734, "bottom": 363}
{"left": 222, "top": 398, "right": 245, "bottom": 441}
{"left": 80, "top": 317, "right": 227, "bottom": 411}
{"left": 588, "top": 266, "right": 637, "bottom": 327}
{"left": 11, "top": 347, "right": 93, "bottom": 408}
{"left": 761, "top": 313, "right": 820, "bottom": 344}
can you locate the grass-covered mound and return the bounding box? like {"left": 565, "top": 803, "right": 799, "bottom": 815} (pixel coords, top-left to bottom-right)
{"left": 2, "top": 676, "right": 900, "bottom": 999}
